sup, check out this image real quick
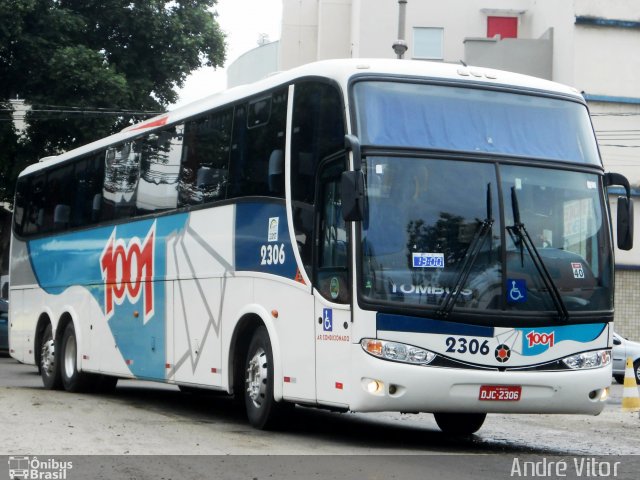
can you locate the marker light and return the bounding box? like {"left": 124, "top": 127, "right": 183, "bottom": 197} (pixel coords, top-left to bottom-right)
{"left": 361, "top": 339, "right": 436, "bottom": 365}
{"left": 562, "top": 350, "right": 611, "bottom": 370}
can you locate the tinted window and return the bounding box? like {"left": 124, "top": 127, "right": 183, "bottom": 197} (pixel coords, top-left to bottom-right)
{"left": 45, "top": 165, "right": 75, "bottom": 232}
{"left": 103, "top": 142, "right": 140, "bottom": 220}
{"left": 15, "top": 89, "right": 293, "bottom": 238}
{"left": 137, "top": 125, "right": 183, "bottom": 213}
{"left": 71, "top": 155, "right": 104, "bottom": 227}
{"left": 13, "top": 177, "right": 28, "bottom": 236}
{"left": 353, "top": 81, "right": 600, "bottom": 165}
{"left": 361, "top": 157, "right": 501, "bottom": 311}
{"left": 290, "top": 81, "right": 345, "bottom": 275}
{"left": 316, "top": 159, "right": 350, "bottom": 303}
{"left": 22, "top": 174, "right": 46, "bottom": 236}
{"left": 179, "top": 110, "right": 231, "bottom": 206}
{"left": 228, "top": 89, "right": 288, "bottom": 199}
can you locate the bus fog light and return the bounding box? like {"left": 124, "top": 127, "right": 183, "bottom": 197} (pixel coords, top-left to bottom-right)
{"left": 600, "top": 387, "right": 609, "bottom": 402}
{"left": 366, "top": 379, "right": 384, "bottom": 394}
{"left": 361, "top": 338, "right": 436, "bottom": 365}
{"left": 562, "top": 350, "right": 611, "bottom": 370}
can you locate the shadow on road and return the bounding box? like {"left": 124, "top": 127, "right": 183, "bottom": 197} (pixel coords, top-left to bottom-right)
{"left": 110, "top": 381, "right": 557, "bottom": 455}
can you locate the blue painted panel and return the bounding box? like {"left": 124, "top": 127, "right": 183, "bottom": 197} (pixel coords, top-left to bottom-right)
{"left": 235, "top": 202, "right": 298, "bottom": 280}
{"left": 28, "top": 214, "right": 188, "bottom": 380}
{"left": 377, "top": 313, "right": 495, "bottom": 338}
{"left": 518, "top": 323, "right": 606, "bottom": 356}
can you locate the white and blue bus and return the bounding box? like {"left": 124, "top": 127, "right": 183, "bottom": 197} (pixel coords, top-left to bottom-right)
{"left": 9, "top": 59, "right": 634, "bottom": 434}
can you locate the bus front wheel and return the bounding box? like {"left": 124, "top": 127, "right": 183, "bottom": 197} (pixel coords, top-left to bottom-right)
{"left": 60, "top": 322, "right": 93, "bottom": 393}
{"left": 433, "top": 412, "right": 486, "bottom": 435}
{"left": 40, "top": 323, "right": 62, "bottom": 390}
{"left": 243, "top": 326, "right": 285, "bottom": 429}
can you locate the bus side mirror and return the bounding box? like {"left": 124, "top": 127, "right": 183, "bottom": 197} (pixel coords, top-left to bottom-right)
{"left": 617, "top": 196, "right": 634, "bottom": 250}
{"left": 604, "top": 172, "right": 634, "bottom": 251}
{"left": 341, "top": 170, "right": 365, "bottom": 222}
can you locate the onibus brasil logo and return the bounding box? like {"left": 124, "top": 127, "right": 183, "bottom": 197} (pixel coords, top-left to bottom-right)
{"left": 100, "top": 222, "right": 156, "bottom": 324}
{"left": 8, "top": 456, "right": 73, "bottom": 479}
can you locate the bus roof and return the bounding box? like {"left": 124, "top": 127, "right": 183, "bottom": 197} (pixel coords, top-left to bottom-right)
{"left": 19, "top": 58, "right": 583, "bottom": 177}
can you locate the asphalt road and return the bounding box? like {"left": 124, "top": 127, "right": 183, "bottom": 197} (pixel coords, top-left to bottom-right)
{"left": 1, "top": 355, "right": 639, "bottom": 479}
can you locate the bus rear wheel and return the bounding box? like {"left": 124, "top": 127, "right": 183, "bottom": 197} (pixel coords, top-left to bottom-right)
{"left": 40, "top": 324, "right": 62, "bottom": 390}
{"left": 243, "top": 326, "right": 285, "bottom": 429}
{"left": 60, "top": 322, "right": 94, "bottom": 393}
{"left": 433, "top": 412, "right": 486, "bottom": 435}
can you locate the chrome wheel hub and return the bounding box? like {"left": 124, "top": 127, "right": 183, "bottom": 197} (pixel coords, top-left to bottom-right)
{"left": 246, "top": 347, "right": 267, "bottom": 408}
{"left": 41, "top": 336, "right": 55, "bottom": 376}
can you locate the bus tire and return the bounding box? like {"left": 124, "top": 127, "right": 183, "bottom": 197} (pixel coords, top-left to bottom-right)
{"left": 40, "top": 323, "right": 63, "bottom": 390}
{"left": 60, "top": 322, "right": 93, "bottom": 393}
{"left": 243, "top": 326, "right": 285, "bottom": 429}
{"left": 433, "top": 412, "right": 486, "bottom": 435}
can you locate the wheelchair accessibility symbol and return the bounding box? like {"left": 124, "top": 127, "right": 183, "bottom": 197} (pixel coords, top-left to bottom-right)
{"left": 507, "top": 279, "right": 527, "bottom": 303}
{"left": 323, "top": 308, "right": 333, "bottom": 332}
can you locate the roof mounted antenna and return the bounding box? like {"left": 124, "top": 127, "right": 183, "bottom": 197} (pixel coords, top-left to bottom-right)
{"left": 459, "top": 60, "right": 468, "bottom": 67}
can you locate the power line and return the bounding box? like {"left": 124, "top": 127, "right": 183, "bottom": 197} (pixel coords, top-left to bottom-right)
{"left": 0, "top": 103, "right": 165, "bottom": 120}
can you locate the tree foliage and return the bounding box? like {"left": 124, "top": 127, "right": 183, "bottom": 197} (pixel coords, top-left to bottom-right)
{"left": 0, "top": 0, "right": 225, "bottom": 202}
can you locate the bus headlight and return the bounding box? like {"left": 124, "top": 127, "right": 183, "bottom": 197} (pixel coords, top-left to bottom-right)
{"left": 361, "top": 338, "right": 436, "bottom": 365}
{"left": 562, "top": 350, "right": 611, "bottom": 370}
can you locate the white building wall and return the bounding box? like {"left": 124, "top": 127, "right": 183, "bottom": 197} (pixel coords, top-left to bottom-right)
{"left": 575, "top": 0, "right": 639, "bottom": 19}
{"left": 574, "top": 26, "right": 640, "bottom": 98}
{"left": 317, "top": 0, "right": 352, "bottom": 59}
{"left": 280, "top": 0, "right": 320, "bottom": 71}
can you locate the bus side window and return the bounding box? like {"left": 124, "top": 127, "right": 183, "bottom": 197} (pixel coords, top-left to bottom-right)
{"left": 137, "top": 124, "right": 182, "bottom": 214}
{"left": 40, "top": 165, "right": 73, "bottom": 233}
{"left": 13, "top": 177, "right": 29, "bottom": 236}
{"left": 179, "top": 110, "right": 231, "bottom": 207}
{"left": 291, "top": 81, "right": 346, "bottom": 278}
{"left": 71, "top": 155, "right": 104, "bottom": 227}
{"left": 103, "top": 142, "right": 140, "bottom": 220}
{"left": 228, "top": 89, "right": 288, "bottom": 199}
{"left": 316, "top": 159, "right": 350, "bottom": 304}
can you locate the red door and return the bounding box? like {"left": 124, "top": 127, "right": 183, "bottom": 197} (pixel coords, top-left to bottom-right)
{"left": 487, "top": 16, "right": 518, "bottom": 39}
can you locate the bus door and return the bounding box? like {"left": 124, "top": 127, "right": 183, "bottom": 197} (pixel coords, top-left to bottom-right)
{"left": 314, "top": 158, "right": 352, "bottom": 406}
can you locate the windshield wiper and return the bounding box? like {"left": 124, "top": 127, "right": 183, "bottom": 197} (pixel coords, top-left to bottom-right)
{"left": 438, "top": 183, "right": 494, "bottom": 318}
{"left": 506, "top": 187, "right": 569, "bottom": 321}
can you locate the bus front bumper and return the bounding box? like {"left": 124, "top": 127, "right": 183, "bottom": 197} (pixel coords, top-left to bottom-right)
{"left": 348, "top": 346, "right": 611, "bottom": 415}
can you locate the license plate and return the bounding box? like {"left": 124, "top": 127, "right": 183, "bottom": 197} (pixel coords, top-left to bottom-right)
{"left": 478, "top": 385, "right": 522, "bottom": 401}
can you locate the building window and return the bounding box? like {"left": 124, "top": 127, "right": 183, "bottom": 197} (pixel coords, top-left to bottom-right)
{"left": 413, "top": 27, "right": 444, "bottom": 60}
{"left": 487, "top": 16, "right": 518, "bottom": 39}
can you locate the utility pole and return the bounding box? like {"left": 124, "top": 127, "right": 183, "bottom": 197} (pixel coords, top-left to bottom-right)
{"left": 392, "top": 0, "right": 408, "bottom": 59}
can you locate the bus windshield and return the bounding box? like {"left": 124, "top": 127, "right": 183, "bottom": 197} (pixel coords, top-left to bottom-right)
{"left": 360, "top": 157, "right": 613, "bottom": 316}
{"left": 353, "top": 81, "right": 600, "bottom": 165}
